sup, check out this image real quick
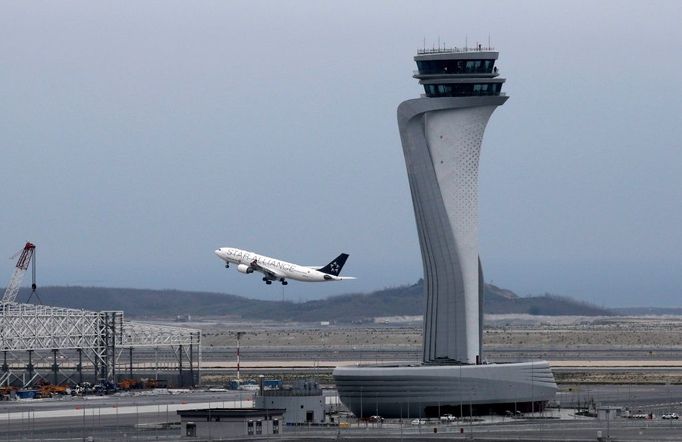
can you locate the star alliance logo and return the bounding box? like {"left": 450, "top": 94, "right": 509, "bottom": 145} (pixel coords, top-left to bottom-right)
{"left": 330, "top": 262, "right": 339, "bottom": 273}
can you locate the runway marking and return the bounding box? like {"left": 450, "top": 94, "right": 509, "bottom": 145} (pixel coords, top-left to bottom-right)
{"left": 202, "top": 360, "right": 682, "bottom": 369}
{"left": 4, "top": 399, "right": 254, "bottom": 421}
{"left": 550, "top": 360, "right": 682, "bottom": 367}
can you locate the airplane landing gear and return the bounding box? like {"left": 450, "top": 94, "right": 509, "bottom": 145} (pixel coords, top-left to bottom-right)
{"left": 225, "top": 263, "right": 229, "bottom": 268}
{"left": 265, "top": 280, "right": 272, "bottom": 285}
{"left": 281, "top": 280, "right": 288, "bottom": 286}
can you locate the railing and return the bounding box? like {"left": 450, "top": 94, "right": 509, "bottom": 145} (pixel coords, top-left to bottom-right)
{"left": 417, "top": 46, "right": 495, "bottom": 55}
{"left": 413, "top": 70, "right": 498, "bottom": 76}
{"left": 262, "top": 389, "right": 323, "bottom": 397}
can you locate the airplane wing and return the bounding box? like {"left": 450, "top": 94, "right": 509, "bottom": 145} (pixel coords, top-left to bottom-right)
{"left": 250, "top": 260, "right": 286, "bottom": 280}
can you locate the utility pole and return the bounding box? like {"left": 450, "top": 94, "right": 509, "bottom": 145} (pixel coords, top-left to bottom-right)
{"left": 236, "top": 332, "right": 245, "bottom": 383}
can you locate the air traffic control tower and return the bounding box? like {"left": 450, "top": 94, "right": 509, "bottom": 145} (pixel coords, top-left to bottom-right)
{"left": 333, "top": 47, "right": 557, "bottom": 418}
{"left": 399, "top": 48, "right": 507, "bottom": 365}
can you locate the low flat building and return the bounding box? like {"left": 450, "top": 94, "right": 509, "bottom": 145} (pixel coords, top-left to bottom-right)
{"left": 255, "top": 379, "right": 326, "bottom": 424}
{"left": 177, "top": 408, "right": 285, "bottom": 439}
{"left": 597, "top": 406, "right": 623, "bottom": 420}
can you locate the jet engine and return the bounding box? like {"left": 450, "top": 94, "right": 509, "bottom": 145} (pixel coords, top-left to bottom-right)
{"left": 237, "top": 264, "right": 254, "bottom": 274}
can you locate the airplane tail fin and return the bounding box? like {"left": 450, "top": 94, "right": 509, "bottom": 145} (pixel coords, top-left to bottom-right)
{"left": 318, "top": 253, "right": 349, "bottom": 276}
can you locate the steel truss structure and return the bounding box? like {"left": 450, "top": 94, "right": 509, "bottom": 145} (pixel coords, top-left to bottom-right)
{"left": 0, "top": 302, "right": 200, "bottom": 388}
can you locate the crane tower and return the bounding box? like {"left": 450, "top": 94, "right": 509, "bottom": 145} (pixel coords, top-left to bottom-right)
{"left": 2, "top": 242, "right": 36, "bottom": 304}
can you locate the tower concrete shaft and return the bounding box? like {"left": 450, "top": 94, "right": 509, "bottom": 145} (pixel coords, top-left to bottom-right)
{"left": 398, "top": 49, "right": 507, "bottom": 364}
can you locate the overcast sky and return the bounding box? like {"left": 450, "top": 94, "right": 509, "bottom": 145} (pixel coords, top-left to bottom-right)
{"left": 1, "top": 1, "right": 680, "bottom": 307}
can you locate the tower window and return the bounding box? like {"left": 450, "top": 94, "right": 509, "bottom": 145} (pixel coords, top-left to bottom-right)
{"left": 417, "top": 59, "right": 495, "bottom": 75}
{"left": 423, "top": 83, "right": 501, "bottom": 98}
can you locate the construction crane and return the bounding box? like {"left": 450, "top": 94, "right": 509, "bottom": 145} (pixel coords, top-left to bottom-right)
{"left": 2, "top": 242, "right": 36, "bottom": 304}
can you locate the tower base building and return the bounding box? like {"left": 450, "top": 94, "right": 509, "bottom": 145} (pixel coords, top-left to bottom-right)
{"left": 334, "top": 362, "right": 556, "bottom": 418}
{"left": 333, "top": 46, "right": 557, "bottom": 417}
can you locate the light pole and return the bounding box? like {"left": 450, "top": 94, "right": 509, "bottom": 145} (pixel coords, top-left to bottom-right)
{"left": 459, "top": 363, "right": 463, "bottom": 420}
{"left": 235, "top": 331, "right": 246, "bottom": 385}
{"left": 400, "top": 405, "right": 403, "bottom": 440}
{"left": 360, "top": 386, "right": 363, "bottom": 427}
{"left": 668, "top": 382, "right": 673, "bottom": 428}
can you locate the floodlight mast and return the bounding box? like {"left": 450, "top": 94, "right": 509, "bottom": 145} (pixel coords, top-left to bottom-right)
{"left": 236, "top": 331, "right": 245, "bottom": 382}
{"left": 2, "top": 242, "right": 36, "bottom": 303}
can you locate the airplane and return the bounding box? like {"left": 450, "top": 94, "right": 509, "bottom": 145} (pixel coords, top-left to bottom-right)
{"left": 214, "top": 247, "right": 355, "bottom": 285}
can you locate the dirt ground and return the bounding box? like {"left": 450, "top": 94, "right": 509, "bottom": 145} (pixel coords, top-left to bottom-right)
{"left": 195, "top": 314, "right": 682, "bottom": 348}
{"left": 169, "top": 314, "right": 682, "bottom": 384}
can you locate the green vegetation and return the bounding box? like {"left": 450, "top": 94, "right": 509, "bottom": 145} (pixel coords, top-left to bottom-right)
{"left": 15, "top": 281, "right": 611, "bottom": 321}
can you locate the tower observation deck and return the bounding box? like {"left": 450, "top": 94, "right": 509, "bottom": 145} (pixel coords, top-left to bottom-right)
{"left": 398, "top": 47, "right": 508, "bottom": 365}
{"left": 414, "top": 47, "right": 504, "bottom": 98}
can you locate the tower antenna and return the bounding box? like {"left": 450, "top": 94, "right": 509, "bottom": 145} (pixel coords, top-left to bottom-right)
{"left": 488, "top": 33, "right": 491, "bottom": 50}
{"left": 465, "top": 35, "right": 468, "bottom": 50}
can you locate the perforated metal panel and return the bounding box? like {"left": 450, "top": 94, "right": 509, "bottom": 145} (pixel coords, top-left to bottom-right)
{"left": 398, "top": 96, "right": 506, "bottom": 364}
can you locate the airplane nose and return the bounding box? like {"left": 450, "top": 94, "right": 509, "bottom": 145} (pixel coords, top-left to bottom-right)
{"left": 214, "top": 249, "right": 222, "bottom": 256}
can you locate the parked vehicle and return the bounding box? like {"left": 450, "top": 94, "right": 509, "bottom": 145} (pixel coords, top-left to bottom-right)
{"left": 15, "top": 390, "right": 37, "bottom": 400}
{"left": 629, "top": 413, "right": 650, "bottom": 419}
{"left": 410, "top": 418, "right": 426, "bottom": 425}
{"left": 662, "top": 413, "right": 679, "bottom": 420}
{"left": 71, "top": 382, "right": 94, "bottom": 396}
{"left": 440, "top": 414, "right": 456, "bottom": 422}
{"left": 37, "top": 384, "right": 68, "bottom": 398}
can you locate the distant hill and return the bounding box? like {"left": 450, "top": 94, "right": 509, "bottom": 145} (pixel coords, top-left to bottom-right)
{"left": 483, "top": 284, "right": 611, "bottom": 316}
{"left": 11, "top": 281, "right": 611, "bottom": 321}
{"left": 612, "top": 307, "right": 682, "bottom": 316}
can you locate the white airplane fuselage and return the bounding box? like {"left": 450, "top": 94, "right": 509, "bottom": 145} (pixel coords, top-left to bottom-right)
{"left": 214, "top": 247, "right": 354, "bottom": 285}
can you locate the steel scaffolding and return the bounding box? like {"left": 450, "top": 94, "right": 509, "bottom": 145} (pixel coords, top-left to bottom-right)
{"left": 0, "top": 301, "right": 200, "bottom": 387}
